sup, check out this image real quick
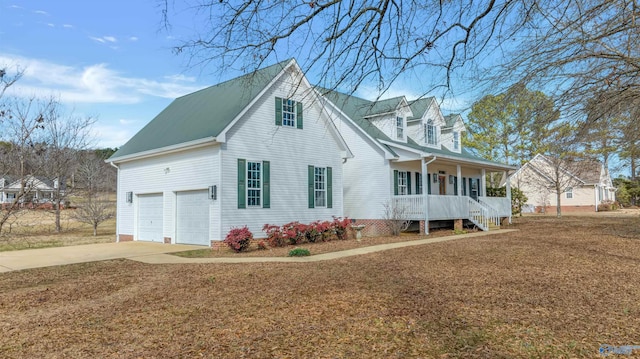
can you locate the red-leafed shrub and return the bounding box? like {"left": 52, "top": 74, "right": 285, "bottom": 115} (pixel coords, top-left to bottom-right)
{"left": 256, "top": 240, "right": 268, "bottom": 250}
{"left": 332, "top": 216, "right": 351, "bottom": 240}
{"left": 282, "top": 221, "right": 307, "bottom": 245}
{"left": 262, "top": 224, "right": 287, "bottom": 247}
{"left": 223, "top": 226, "right": 253, "bottom": 252}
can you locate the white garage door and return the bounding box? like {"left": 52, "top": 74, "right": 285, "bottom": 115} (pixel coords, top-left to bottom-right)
{"left": 137, "top": 193, "right": 164, "bottom": 242}
{"left": 176, "top": 190, "right": 210, "bottom": 246}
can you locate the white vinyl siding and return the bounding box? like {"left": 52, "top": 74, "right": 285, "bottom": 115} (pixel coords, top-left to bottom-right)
{"left": 453, "top": 131, "right": 460, "bottom": 150}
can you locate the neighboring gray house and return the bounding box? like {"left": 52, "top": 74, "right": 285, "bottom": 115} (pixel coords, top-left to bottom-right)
{"left": 512, "top": 154, "right": 616, "bottom": 213}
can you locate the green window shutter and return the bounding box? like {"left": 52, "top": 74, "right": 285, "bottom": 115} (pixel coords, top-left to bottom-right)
{"left": 327, "top": 167, "right": 332, "bottom": 208}
{"left": 415, "top": 172, "right": 421, "bottom": 195}
{"left": 462, "top": 177, "right": 467, "bottom": 196}
{"left": 406, "top": 171, "right": 412, "bottom": 195}
{"left": 275, "top": 97, "right": 282, "bottom": 126}
{"left": 454, "top": 176, "right": 458, "bottom": 195}
{"left": 262, "top": 160, "right": 270, "bottom": 208}
{"left": 308, "top": 165, "right": 315, "bottom": 208}
{"left": 237, "top": 159, "right": 246, "bottom": 209}
{"left": 393, "top": 170, "right": 399, "bottom": 195}
{"left": 427, "top": 174, "right": 431, "bottom": 195}
{"left": 296, "top": 101, "right": 303, "bottom": 129}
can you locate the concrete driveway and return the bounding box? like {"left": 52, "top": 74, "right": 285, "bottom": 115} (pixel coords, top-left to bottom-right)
{"left": 0, "top": 242, "right": 203, "bottom": 273}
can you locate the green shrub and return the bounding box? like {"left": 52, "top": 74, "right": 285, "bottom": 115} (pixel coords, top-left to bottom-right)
{"left": 288, "top": 248, "right": 311, "bottom": 257}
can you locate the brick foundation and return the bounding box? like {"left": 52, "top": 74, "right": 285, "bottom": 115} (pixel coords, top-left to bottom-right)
{"left": 535, "top": 205, "right": 596, "bottom": 213}
{"left": 211, "top": 240, "right": 228, "bottom": 250}
{"left": 119, "top": 234, "right": 133, "bottom": 242}
{"left": 419, "top": 220, "right": 425, "bottom": 234}
{"left": 350, "top": 219, "right": 394, "bottom": 237}
{"left": 164, "top": 237, "right": 172, "bottom": 244}
{"left": 453, "top": 219, "right": 463, "bottom": 231}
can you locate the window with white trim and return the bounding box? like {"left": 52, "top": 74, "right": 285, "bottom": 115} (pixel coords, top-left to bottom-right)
{"left": 314, "top": 167, "right": 326, "bottom": 207}
{"left": 565, "top": 187, "right": 573, "bottom": 199}
{"left": 396, "top": 116, "right": 404, "bottom": 140}
{"left": 247, "top": 161, "right": 262, "bottom": 206}
{"left": 282, "top": 98, "right": 296, "bottom": 127}
{"left": 425, "top": 119, "right": 437, "bottom": 145}
{"left": 398, "top": 171, "right": 408, "bottom": 195}
{"left": 453, "top": 131, "right": 460, "bottom": 150}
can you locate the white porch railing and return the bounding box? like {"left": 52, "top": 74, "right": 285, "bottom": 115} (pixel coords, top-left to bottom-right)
{"left": 391, "top": 194, "right": 512, "bottom": 231}
{"left": 467, "top": 198, "right": 489, "bottom": 231}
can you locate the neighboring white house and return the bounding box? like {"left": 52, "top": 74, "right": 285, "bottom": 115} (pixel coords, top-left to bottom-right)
{"left": 108, "top": 59, "right": 352, "bottom": 246}
{"left": 321, "top": 90, "right": 515, "bottom": 235}
{"left": 512, "top": 154, "right": 616, "bottom": 213}
{"left": 0, "top": 175, "right": 62, "bottom": 206}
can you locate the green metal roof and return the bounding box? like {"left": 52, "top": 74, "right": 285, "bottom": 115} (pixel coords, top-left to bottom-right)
{"left": 110, "top": 59, "right": 291, "bottom": 160}
{"left": 323, "top": 89, "right": 512, "bottom": 169}
{"left": 407, "top": 97, "right": 434, "bottom": 120}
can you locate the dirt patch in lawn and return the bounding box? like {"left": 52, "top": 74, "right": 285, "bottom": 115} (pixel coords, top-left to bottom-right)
{"left": 2, "top": 215, "right": 640, "bottom": 358}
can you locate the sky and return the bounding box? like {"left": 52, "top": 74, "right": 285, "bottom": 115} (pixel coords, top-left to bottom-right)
{"left": 0, "top": 0, "right": 224, "bottom": 149}
{"left": 0, "top": 0, "right": 471, "bottom": 150}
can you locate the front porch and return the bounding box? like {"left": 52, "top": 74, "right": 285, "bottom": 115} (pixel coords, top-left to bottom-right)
{"left": 392, "top": 194, "right": 511, "bottom": 231}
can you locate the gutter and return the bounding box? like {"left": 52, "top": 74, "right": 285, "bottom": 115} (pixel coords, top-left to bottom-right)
{"left": 107, "top": 137, "right": 218, "bottom": 164}
{"left": 109, "top": 161, "right": 120, "bottom": 243}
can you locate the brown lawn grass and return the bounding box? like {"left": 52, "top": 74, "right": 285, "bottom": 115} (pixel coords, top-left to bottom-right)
{"left": 1, "top": 214, "right": 640, "bottom": 358}
{"left": 0, "top": 209, "right": 116, "bottom": 251}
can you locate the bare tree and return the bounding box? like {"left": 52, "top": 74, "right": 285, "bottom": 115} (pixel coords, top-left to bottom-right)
{"left": 161, "top": 0, "right": 537, "bottom": 97}
{"left": 0, "top": 96, "right": 50, "bottom": 234}
{"left": 382, "top": 200, "right": 410, "bottom": 236}
{"left": 37, "top": 100, "right": 95, "bottom": 233}
{"left": 71, "top": 194, "right": 114, "bottom": 236}
{"left": 75, "top": 150, "right": 117, "bottom": 195}
{"left": 529, "top": 124, "right": 586, "bottom": 218}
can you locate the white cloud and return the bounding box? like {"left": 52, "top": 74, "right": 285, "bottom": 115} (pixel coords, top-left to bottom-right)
{"left": 91, "top": 123, "right": 138, "bottom": 149}
{"left": 63, "top": 24, "right": 74, "bottom": 29}
{"left": 164, "top": 73, "right": 196, "bottom": 82}
{"left": 0, "top": 54, "right": 204, "bottom": 104}
{"left": 129, "top": 36, "right": 138, "bottom": 42}
{"left": 119, "top": 119, "right": 136, "bottom": 125}
{"left": 90, "top": 36, "right": 117, "bottom": 44}
{"left": 34, "top": 10, "right": 49, "bottom": 15}
{"left": 47, "top": 23, "right": 54, "bottom": 27}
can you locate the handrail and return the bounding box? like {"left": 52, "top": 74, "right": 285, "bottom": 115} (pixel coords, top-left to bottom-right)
{"left": 467, "top": 198, "right": 488, "bottom": 231}
{"left": 477, "top": 198, "right": 501, "bottom": 227}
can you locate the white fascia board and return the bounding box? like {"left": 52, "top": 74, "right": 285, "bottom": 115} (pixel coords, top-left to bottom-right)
{"left": 108, "top": 137, "right": 218, "bottom": 164}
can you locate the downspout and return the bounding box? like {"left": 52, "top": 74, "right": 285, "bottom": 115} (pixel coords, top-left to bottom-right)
{"left": 595, "top": 184, "right": 599, "bottom": 212}
{"left": 422, "top": 156, "right": 436, "bottom": 235}
{"left": 109, "top": 161, "right": 120, "bottom": 243}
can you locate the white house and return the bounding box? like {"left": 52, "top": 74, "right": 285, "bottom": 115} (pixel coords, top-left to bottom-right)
{"left": 108, "top": 59, "right": 352, "bottom": 246}
{"left": 0, "top": 175, "right": 62, "bottom": 206}
{"left": 321, "top": 91, "right": 515, "bottom": 235}
{"left": 512, "top": 154, "right": 616, "bottom": 213}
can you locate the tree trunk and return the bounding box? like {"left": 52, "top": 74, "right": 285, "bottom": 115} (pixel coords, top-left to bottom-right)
{"left": 93, "top": 223, "right": 97, "bottom": 236}
{"left": 556, "top": 190, "right": 562, "bottom": 218}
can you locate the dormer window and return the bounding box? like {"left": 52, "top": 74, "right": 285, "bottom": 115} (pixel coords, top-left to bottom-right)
{"left": 453, "top": 131, "right": 460, "bottom": 150}
{"left": 396, "top": 116, "right": 404, "bottom": 140}
{"left": 425, "top": 119, "right": 437, "bottom": 145}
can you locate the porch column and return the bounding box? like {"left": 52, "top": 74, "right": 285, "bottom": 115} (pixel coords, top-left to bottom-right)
{"left": 505, "top": 171, "right": 512, "bottom": 224}
{"left": 456, "top": 165, "right": 462, "bottom": 196}
{"left": 481, "top": 168, "right": 486, "bottom": 197}
{"left": 422, "top": 158, "right": 429, "bottom": 235}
